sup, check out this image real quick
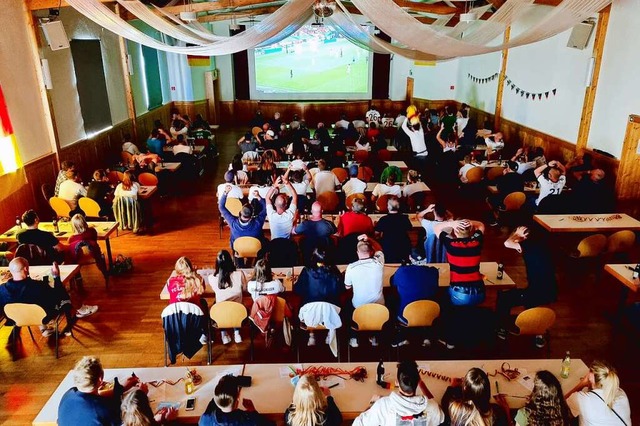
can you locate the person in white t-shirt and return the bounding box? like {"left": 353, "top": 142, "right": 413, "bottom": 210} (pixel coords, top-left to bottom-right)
{"left": 266, "top": 178, "right": 297, "bottom": 240}
{"left": 371, "top": 174, "right": 402, "bottom": 202}
{"left": 217, "top": 171, "right": 244, "bottom": 200}
{"left": 402, "top": 170, "right": 429, "bottom": 198}
{"left": 58, "top": 170, "right": 87, "bottom": 210}
{"left": 343, "top": 164, "right": 367, "bottom": 197}
{"left": 345, "top": 235, "right": 385, "bottom": 348}
{"left": 355, "top": 137, "right": 371, "bottom": 151}
{"left": 565, "top": 360, "right": 631, "bottom": 426}
{"left": 313, "top": 159, "right": 341, "bottom": 195}
{"left": 335, "top": 114, "right": 350, "bottom": 130}
{"left": 172, "top": 135, "right": 193, "bottom": 155}
{"left": 484, "top": 132, "right": 505, "bottom": 151}
{"left": 365, "top": 108, "right": 380, "bottom": 124}
{"left": 534, "top": 160, "right": 566, "bottom": 206}
{"left": 401, "top": 114, "right": 428, "bottom": 157}
{"left": 246, "top": 258, "right": 285, "bottom": 301}
{"left": 169, "top": 118, "right": 189, "bottom": 139}
{"left": 208, "top": 250, "right": 246, "bottom": 344}
{"left": 459, "top": 154, "right": 487, "bottom": 184}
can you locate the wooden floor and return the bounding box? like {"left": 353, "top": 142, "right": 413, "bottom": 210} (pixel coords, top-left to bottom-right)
{"left": 1, "top": 127, "right": 639, "bottom": 425}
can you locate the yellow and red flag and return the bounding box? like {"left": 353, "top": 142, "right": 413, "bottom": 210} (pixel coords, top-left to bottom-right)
{"left": 0, "top": 84, "right": 26, "bottom": 202}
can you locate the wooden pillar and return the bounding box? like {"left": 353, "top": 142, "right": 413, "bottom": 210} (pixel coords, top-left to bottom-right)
{"left": 205, "top": 70, "right": 218, "bottom": 124}
{"left": 615, "top": 115, "right": 640, "bottom": 206}
{"left": 406, "top": 77, "right": 414, "bottom": 104}
{"left": 115, "top": 4, "right": 137, "bottom": 141}
{"left": 494, "top": 26, "right": 510, "bottom": 131}
{"left": 576, "top": 5, "right": 611, "bottom": 152}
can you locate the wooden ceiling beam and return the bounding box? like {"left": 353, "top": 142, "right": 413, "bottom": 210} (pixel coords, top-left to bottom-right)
{"left": 197, "top": 6, "right": 282, "bottom": 22}
{"left": 28, "top": 0, "right": 113, "bottom": 10}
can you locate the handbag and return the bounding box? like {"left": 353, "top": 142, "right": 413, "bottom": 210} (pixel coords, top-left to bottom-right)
{"left": 111, "top": 254, "right": 133, "bottom": 275}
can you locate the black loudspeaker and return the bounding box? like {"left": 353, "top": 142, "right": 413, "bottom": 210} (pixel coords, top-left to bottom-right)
{"left": 372, "top": 29, "right": 391, "bottom": 99}
{"left": 231, "top": 25, "right": 250, "bottom": 100}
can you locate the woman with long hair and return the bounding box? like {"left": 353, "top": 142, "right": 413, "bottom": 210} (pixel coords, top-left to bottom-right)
{"left": 114, "top": 171, "right": 140, "bottom": 199}
{"left": 246, "top": 258, "right": 284, "bottom": 301}
{"left": 449, "top": 401, "right": 486, "bottom": 426}
{"left": 514, "top": 370, "right": 571, "bottom": 426}
{"left": 166, "top": 256, "right": 205, "bottom": 305}
{"left": 284, "top": 374, "right": 342, "bottom": 426}
{"left": 565, "top": 361, "right": 631, "bottom": 425}
{"left": 121, "top": 388, "right": 177, "bottom": 426}
{"left": 208, "top": 250, "right": 246, "bottom": 344}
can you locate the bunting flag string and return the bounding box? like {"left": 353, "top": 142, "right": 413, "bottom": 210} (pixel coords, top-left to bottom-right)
{"left": 467, "top": 72, "right": 500, "bottom": 84}
{"left": 503, "top": 75, "right": 558, "bottom": 102}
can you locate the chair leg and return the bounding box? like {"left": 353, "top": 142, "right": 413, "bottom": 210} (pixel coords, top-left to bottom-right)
{"left": 207, "top": 322, "right": 212, "bottom": 365}
{"left": 27, "top": 326, "right": 36, "bottom": 342}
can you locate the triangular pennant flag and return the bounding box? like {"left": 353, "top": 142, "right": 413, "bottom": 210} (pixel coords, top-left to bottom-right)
{"left": 521, "top": 91, "right": 525, "bottom": 97}
{"left": 511, "top": 84, "right": 515, "bottom": 90}
{"left": 552, "top": 88, "right": 557, "bottom": 95}
{"left": 526, "top": 93, "right": 530, "bottom": 99}
{"left": 506, "top": 79, "right": 511, "bottom": 85}
{"left": 538, "top": 93, "right": 542, "bottom": 100}
{"left": 516, "top": 88, "right": 520, "bottom": 94}
{"left": 545, "top": 92, "right": 549, "bottom": 98}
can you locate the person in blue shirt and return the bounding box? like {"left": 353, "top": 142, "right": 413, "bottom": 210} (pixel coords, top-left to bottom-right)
{"left": 146, "top": 129, "right": 165, "bottom": 156}
{"left": 390, "top": 262, "right": 439, "bottom": 347}
{"left": 218, "top": 185, "right": 267, "bottom": 249}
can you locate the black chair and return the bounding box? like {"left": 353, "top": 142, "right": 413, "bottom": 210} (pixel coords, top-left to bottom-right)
{"left": 41, "top": 183, "right": 54, "bottom": 204}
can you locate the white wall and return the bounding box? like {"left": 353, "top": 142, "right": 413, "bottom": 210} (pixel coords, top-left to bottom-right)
{"left": 455, "top": 51, "right": 501, "bottom": 114}
{"left": 211, "top": 22, "right": 236, "bottom": 102}
{"left": 0, "top": 1, "right": 54, "bottom": 163}
{"left": 588, "top": 0, "right": 640, "bottom": 158}
{"left": 388, "top": 54, "right": 411, "bottom": 101}
{"left": 410, "top": 58, "right": 459, "bottom": 101}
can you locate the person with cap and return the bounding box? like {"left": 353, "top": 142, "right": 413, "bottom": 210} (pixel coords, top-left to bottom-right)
{"left": 218, "top": 185, "right": 267, "bottom": 249}
{"left": 265, "top": 177, "right": 297, "bottom": 240}
{"left": 487, "top": 160, "right": 524, "bottom": 226}
{"left": 342, "top": 164, "right": 366, "bottom": 197}
{"left": 401, "top": 105, "right": 428, "bottom": 159}
{"left": 216, "top": 170, "right": 245, "bottom": 200}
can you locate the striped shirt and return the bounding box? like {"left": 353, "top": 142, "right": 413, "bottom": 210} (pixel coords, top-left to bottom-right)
{"left": 440, "top": 230, "right": 484, "bottom": 288}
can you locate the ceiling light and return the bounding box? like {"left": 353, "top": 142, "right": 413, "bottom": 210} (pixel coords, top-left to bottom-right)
{"left": 180, "top": 11, "right": 197, "bottom": 21}
{"left": 460, "top": 12, "right": 478, "bottom": 22}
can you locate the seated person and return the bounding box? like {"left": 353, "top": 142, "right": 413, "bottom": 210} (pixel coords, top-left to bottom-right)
{"left": 169, "top": 118, "right": 189, "bottom": 139}
{"left": 566, "top": 152, "right": 594, "bottom": 183}
{"left": 371, "top": 174, "right": 402, "bottom": 202}
{"left": 572, "top": 168, "right": 614, "bottom": 213}
{"left": 293, "top": 202, "right": 337, "bottom": 264}
{"left": 511, "top": 147, "right": 536, "bottom": 175}
{"left": 114, "top": 171, "right": 140, "bottom": 200}
{"left": 533, "top": 160, "right": 566, "bottom": 208}
{"left": 217, "top": 170, "right": 244, "bottom": 200}
{"left": 402, "top": 170, "right": 429, "bottom": 198}
{"left": 209, "top": 250, "right": 246, "bottom": 344}
{"left": 86, "top": 169, "right": 114, "bottom": 217}
{"left": 355, "top": 136, "right": 371, "bottom": 152}
{"left": 487, "top": 160, "right": 525, "bottom": 225}
{"left": 238, "top": 132, "right": 259, "bottom": 155}
{"left": 335, "top": 113, "right": 350, "bottom": 130}
{"left": 17, "top": 209, "right": 66, "bottom": 263}
{"left": 172, "top": 135, "right": 193, "bottom": 156}
{"left": 246, "top": 259, "right": 285, "bottom": 302}
{"left": 417, "top": 203, "right": 450, "bottom": 263}
{"left": 374, "top": 196, "right": 412, "bottom": 263}
{"left": 58, "top": 356, "right": 139, "bottom": 426}
{"left": 146, "top": 129, "right": 165, "bottom": 155}
{"left": 228, "top": 155, "right": 249, "bottom": 184}
{"left": 285, "top": 374, "right": 342, "bottom": 426}
{"left": 219, "top": 187, "right": 268, "bottom": 248}
{"left": 437, "top": 123, "right": 458, "bottom": 153}
{"left": 58, "top": 170, "right": 87, "bottom": 211}
{"left": 121, "top": 134, "right": 140, "bottom": 155}
{"left": 484, "top": 132, "right": 505, "bottom": 151}
{"left": 55, "top": 160, "right": 76, "bottom": 196}
{"left": 199, "top": 375, "right": 275, "bottom": 426}
{"left": 342, "top": 164, "right": 366, "bottom": 197}
{"left": 337, "top": 198, "right": 373, "bottom": 237}
{"left": 313, "top": 159, "right": 341, "bottom": 195}
{"left": 266, "top": 179, "right": 297, "bottom": 240}
{"left": 282, "top": 165, "right": 312, "bottom": 212}
{"left": 514, "top": 370, "right": 572, "bottom": 426}
{"left": 67, "top": 212, "right": 107, "bottom": 281}
{"left": 458, "top": 154, "right": 486, "bottom": 184}
{"left": 121, "top": 387, "right": 177, "bottom": 425}
{"left": 352, "top": 360, "right": 444, "bottom": 426}
{"left": 0, "top": 258, "right": 74, "bottom": 336}
{"left": 167, "top": 256, "right": 205, "bottom": 306}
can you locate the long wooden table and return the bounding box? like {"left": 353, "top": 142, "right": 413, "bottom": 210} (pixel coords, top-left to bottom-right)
{"left": 263, "top": 213, "right": 423, "bottom": 231}
{"left": 0, "top": 222, "right": 119, "bottom": 270}
{"left": 139, "top": 185, "right": 157, "bottom": 200}
{"left": 239, "top": 182, "right": 431, "bottom": 198}
{"left": 33, "top": 359, "right": 588, "bottom": 424}
{"left": 155, "top": 162, "right": 181, "bottom": 173}
{"left": 0, "top": 264, "right": 81, "bottom": 287}
{"left": 162, "top": 145, "right": 205, "bottom": 154}
{"left": 604, "top": 264, "right": 639, "bottom": 319}
{"left": 533, "top": 213, "right": 640, "bottom": 232}
{"left": 159, "top": 262, "right": 515, "bottom": 300}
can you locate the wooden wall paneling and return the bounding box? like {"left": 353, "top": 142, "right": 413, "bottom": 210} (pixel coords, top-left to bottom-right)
{"left": 173, "top": 100, "right": 209, "bottom": 123}
{"left": 615, "top": 114, "right": 640, "bottom": 202}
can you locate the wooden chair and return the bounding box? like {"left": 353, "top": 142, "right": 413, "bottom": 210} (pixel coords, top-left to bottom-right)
{"left": 316, "top": 191, "right": 340, "bottom": 213}
{"left": 107, "top": 171, "right": 122, "bottom": 186}
{"left": 120, "top": 151, "right": 135, "bottom": 168}
{"left": 606, "top": 230, "right": 636, "bottom": 262}
{"left": 357, "top": 166, "right": 374, "bottom": 183}
{"left": 209, "top": 301, "right": 248, "bottom": 359}
{"left": 138, "top": 172, "right": 159, "bottom": 186}
{"left": 251, "top": 126, "right": 262, "bottom": 138}
{"left": 465, "top": 167, "right": 485, "bottom": 184}
{"left": 249, "top": 297, "right": 288, "bottom": 361}
{"left": 572, "top": 234, "right": 607, "bottom": 258}
{"left": 4, "top": 303, "right": 66, "bottom": 359}
{"left": 349, "top": 304, "right": 389, "bottom": 361}
{"left": 78, "top": 197, "right": 106, "bottom": 220}
{"left": 49, "top": 197, "right": 71, "bottom": 219}
{"left": 397, "top": 300, "right": 440, "bottom": 356}
{"left": 346, "top": 193, "right": 365, "bottom": 211}
{"left": 497, "top": 192, "right": 526, "bottom": 225}
{"left": 219, "top": 198, "right": 244, "bottom": 238}
{"left": 41, "top": 183, "right": 54, "bottom": 204}
{"left": 486, "top": 166, "right": 506, "bottom": 182}
{"left": 331, "top": 168, "right": 348, "bottom": 184}
{"left": 233, "top": 237, "right": 262, "bottom": 266}
{"left": 375, "top": 194, "right": 392, "bottom": 213}
{"left": 513, "top": 307, "right": 556, "bottom": 354}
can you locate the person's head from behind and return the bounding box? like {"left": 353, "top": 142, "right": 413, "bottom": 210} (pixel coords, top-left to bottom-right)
{"left": 386, "top": 174, "right": 396, "bottom": 186}
{"left": 214, "top": 375, "right": 240, "bottom": 412}
{"left": 151, "top": 129, "right": 159, "bottom": 138}
{"left": 310, "top": 245, "right": 332, "bottom": 268}
{"left": 215, "top": 250, "right": 236, "bottom": 290}
{"left": 369, "top": 122, "right": 377, "bottom": 130}
{"left": 462, "top": 368, "right": 491, "bottom": 414}
{"left": 73, "top": 356, "right": 103, "bottom": 392}
{"left": 22, "top": 209, "right": 39, "bottom": 227}
{"left": 407, "top": 170, "right": 420, "bottom": 183}
{"left": 590, "top": 360, "right": 620, "bottom": 408}
{"left": 461, "top": 109, "right": 468, "bottom": 119}
{"left": 590, "top": 168, "right": 605, "bottom": 183}
{"left": 463, "top": 155, "right": 471, "bottom": 165}
{"left": 66, "top": 169, "right": 80, "bottom": 182}
{"left": 349, "top": 164, "right": 359, "bottom": 178}
{"left": 387, "top": 196, "right": 400, "bottom": 213}
{"left": 275, "top": 193, "right": 289, "bottom": 212}
{"left": 224, "top": 170, "right": 236, "bottom": 184}
{"left": 317, "top": 159, "right": 327, "bottom": 171}
{"left": 253, "top": 258, "right": 272, "bottom": 283}
{"left": 121, "top": 388, "right": 155, "bottom": 426}
{"left": 93, "top": 169, "right": 107, "bottom": 182}
{"left": 310, "top": 201, "right": 323, "bottom": 218}
{"left": 176, "top": 134, "right": 185, "bottom": 145}
{"left": 356, "top": 240, "right": 373, "bottom": 259}
{"left": 61, "top": 160, "right": 75, "bottom": 172}
{"left": 506, "top": 161, "right": 519, "bottom": 173}
{"left": 449, "top": 401, "right": 484, "bottom": 426}
{"left": 231, "top": 154, "right": 243, "bottom": 172}
{"left": 174, "top": 256, "right": 195, "bottom": 277}
{"left": 434, "top": 203, "right": 448, "bottom": 221}
{"left": 396, "top": 360, "right": 420, "bottom": 396}
{"left": 289, "top": 375, "right": 327, "bottom": 426}
{"left": 547, "top": 167, "right": 562, "bottom": 183}
{"left": 351, "top": 198, "right": 365, "bottom": 213}
{"left": 453, "top": 219, "right": 472, "bottom": 239}
{"left": 71, "top": 213, "right": 89, "bottom": 235}
{"left": 240, "top": 204, "right": 253, "bottom": 223}
{"left": 526, "top": 370, "right": 569, "bottom": 424}
{"left": 8, "top": 257, "right": 29, "bottom": 280}
{"left": 174, "top": 257, "right": 201, "bottom": 300}
{"left": 122, "top": 171, "right": 135, "bottom": 190}
{"left": 172, "top": 119, "right": 183, "bottom": 130}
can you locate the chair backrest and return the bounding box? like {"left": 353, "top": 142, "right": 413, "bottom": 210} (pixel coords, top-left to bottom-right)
{"left": 576, "top": 234, "right": 607, "bottom": 258}
{"left": 138, "top": 172, "right": 159, "bottom": 186}
{"left": 352, "top": 304, "right": 389, "bottom": 331}
{"left": 402, "top": 300, "right": 440, "bottom": 327}
{"left": 316, "top": 191, "right": 340, "bottom": 213}
{"left": 346, "top": 193, "right": 365, "bottom": 211}
{"left": 331, "top": 168, "right": 348, "bottom": 183}
{"left": 78, "top": 197, "right": 102, "bottom": 218}
{"left": 252, "top": 126, "right": 262, "bottom": 138}
{"left": 4, "top": 303, "right": 47, "bottom": 327}
{"left": 486, "top": 166, "right": 506, "bottom": 181}
{"left": 357, "top": 166, "right": 374, "bottom": 182}
{"left": 210, "top": 301, "right": 248, "bottom": 329}
{"left": 233, "top": 236, "right": 262, "bottom": 258}
{"left": 49, "top": 196, "right": 71, "bottom": 218}
{"left": 272, "top": 297, "right": 288, "bottom": 323}
{"left": 15, "top": 244, "right": 50, "bottom": 266}
{"left": 515, "top": 307, "right": 556, "bottom": 336}
{"left": 41, "top": 183, "right": 54, "bottom": 203}
{"left": 375, "top": 194, "right": 392, "bottom": 213}
{"left": 606, "top": 230, "right": 636, "bottom": 254}
{"left": 465, "top": 167, "right": 484, "bottom": 184}
{"left": 121, "top": 151, "right": 134, "bottom": 167}
{"left": 107, "top": 171, "right": 122, "bottom": 186}
{"left": 354, "top": 150, "right": 369, "bottom": 163}
{"left": 502, "top": 192, "right": 526, "bottom": 211}
{"left": 377, "top": 149, "right": 392, "bottom": 161}
{"left": 225, "top": 198, "right": 244, "bottom": 217}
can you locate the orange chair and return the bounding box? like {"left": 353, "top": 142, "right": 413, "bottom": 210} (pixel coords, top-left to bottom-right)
{"left": 331, "top": 168, "right": 348, "bottom": 183}
{"left": 486, "top": 166, "right": 506, "bottom": 182}
{"left": 606, "top": 230, "right": 636, "bottom": 262}
{"left": 349, "top": 304, "right": 389, "bottom": 361}
{"left": 465, "top": 167, "right": 484, "bottom": 184}
{"left": 316, "top": 191, "right": 340, "bottom": 213}
{"left": 233, "top": 237, "right": 262, "bottom": 266}
{"left": 49, "top": 197, "right": 71, "bottom": 219}
{"left": 107, "top": 171, "right": 122, "bottom": 186}
{"left": 375, "top": 194, "right": 392, "bottom": 213}
{"left": 78, "top": 197, "right": 106, "bottom": 220}
{"left": 138, "top": 172, "right": 159, "bottom": 186}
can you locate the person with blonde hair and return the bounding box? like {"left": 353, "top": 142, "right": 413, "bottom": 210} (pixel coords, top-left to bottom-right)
{"left": 121, "top": 388, "right": 177, "bottom": 426}
{"left": 167, "top": 256, "right": 205, "bottom": 305}
{"left": 58, "top": 356, "right": 139, "bottom": 426}
{"left": 284, "top": 374, "right": 342, "bottom": 426}
{"left": 514, "top": 370, "right": 571, "bottom": 426}
{"left": 114, "top": 171, "right": 141, "bottom": 199}
{"left": 246, "top": 259, "right": 284, "bottom": 301}
{"left": 565, "top": 361, "right": 631, "bottom": 425}
{"left": 449, "top": 400, "right": 486, "bottom": 426}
